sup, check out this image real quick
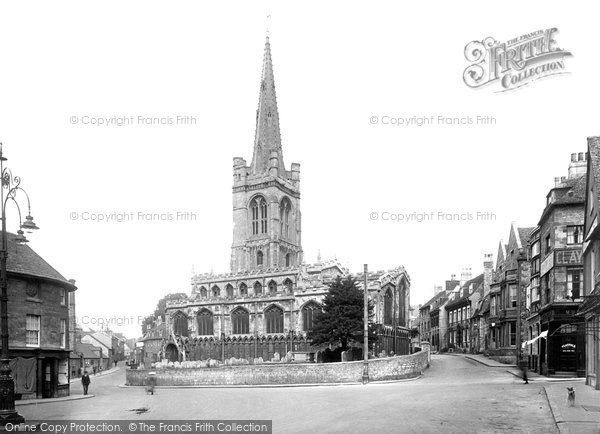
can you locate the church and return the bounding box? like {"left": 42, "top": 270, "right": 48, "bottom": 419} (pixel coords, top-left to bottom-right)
{"left": 162, "top": 36, "right": 411, "bottom": 363}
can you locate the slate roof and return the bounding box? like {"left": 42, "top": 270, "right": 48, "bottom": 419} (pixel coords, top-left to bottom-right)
{"left": 539, "top": 176, "right": 587, "bottom": 224}
{"left": 85, "top": 332, "right": 113, "bottom": 349}
{"left": 517, "top": 227, "right": 535, "bottom": 246}
{"left": 70, "top": 342, "right": 102, "bottom": 359}
{"left": 445, "top": 280, "right": 460, "bottom": 292}
{"left": 445, "top": 274, "right": 484, "bottom": 310}
{"left": 5, "top": 232, "right": 75, "bottom": 290}
{"left": 474, "top": 294, "right": 490, "bottom": 317}
{"left": 420, "top": 290, "right": 447, "bottom": 311}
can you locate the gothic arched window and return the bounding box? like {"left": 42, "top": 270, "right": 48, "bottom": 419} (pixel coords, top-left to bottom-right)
{"left": 173, "top": 311, "right": 188, "bottom": 337}
{"left": 251, "top": 196, "right": 267, "bottom": 235}
{"left": 268, "top": 280, "right": 277, "bottom": 294}
{"left": 239, "top": 283, "right": 248, "bottom": 297}
{"left": 251, "top": 198, "right": 259, "bottom": 235}
{"left": 280, "top": 198, "right": 291, "bottom": 239}
{"left": 254, "top": 281, "right": 263, "bottom": 296}
{"left": 200, "top": 286, "right": 207, "bottom": 298}
{"left": 265, "top": 305, "right": 283, "bottom": 334}
{"left": 384, "top": 287, "right": 394, "bottom": 326}
{"left": 197, "top": 309, "right": 213, "bottom": 336}
{"left": 231, "top": 307, "right": 250, "bottom": 334}
{"left": 226, "top": 284, "right": 234, "bottom": 298}
{"left": 285, "top": 253, "right": 291, "bottom": 267}
{"left": 212, "top": 285, "right": 220, "bottom": 297}
{"left": 283, "top": 278, "right": 293, "bottom": 293}
{"left": 260, "top": 199, "right": 268, "bottom": 234}
{"left": 302, "top": 302, "right": 320, "bottom": 332}
{"left": 257, "top": 250, "right": 264, "bottom": 267}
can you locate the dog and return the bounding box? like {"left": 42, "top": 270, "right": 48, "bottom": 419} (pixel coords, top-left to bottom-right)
{"left": 566, "top": 387, "right": 575, "bottom": 407}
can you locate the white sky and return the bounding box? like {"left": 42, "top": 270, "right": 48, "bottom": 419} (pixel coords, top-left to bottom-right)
{"left": 0, "top": 1, "right": 598, "bottom": 338}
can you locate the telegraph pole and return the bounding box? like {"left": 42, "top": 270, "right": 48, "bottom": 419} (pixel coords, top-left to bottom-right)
{"left": 362, "top": 264, "right": 369, "bottom": 385}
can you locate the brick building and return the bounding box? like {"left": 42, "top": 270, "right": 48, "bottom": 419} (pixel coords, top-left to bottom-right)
{"left": 487, "top": 223, "right": 532, "bottom": 364}
{"left": 161, "top": 36, "right": 411, "bottom": 363}
{"left": 3, "top": 232, "right": 77, "bottom": 399}
{"left": 446, "top": 273, "right": 484, "bottom": 353}
{"left": 581, "top": 136, "right": 600, "bottom": 389}
{"left": 525, "top": 152, "right": 587, "bottom": 377}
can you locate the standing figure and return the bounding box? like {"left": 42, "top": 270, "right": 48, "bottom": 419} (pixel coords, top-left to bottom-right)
{"left": 81, "top": 371, "right": 91, "bottom": 395}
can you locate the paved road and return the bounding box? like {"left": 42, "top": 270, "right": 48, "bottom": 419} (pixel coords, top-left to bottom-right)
{"left": 20, "top": 356, "right": 558, "bottom": 433}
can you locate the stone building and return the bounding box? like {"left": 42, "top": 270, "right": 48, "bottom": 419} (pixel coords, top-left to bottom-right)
{"left": 162, "top": 36, "right": 411, "bottom": 363}
{"left": 469, "top": 254, "right": 494, "bottom": 353}
{"left": 3, "top": 232, "right": 77, "bottom": 399}
{"left": 581, "top": 136, "right": 600, "bottom": 389}
{"left": 525, "top": 152, "right": 587, "bottom": 377}
{"left": 427, "top": 277, "right": 459, "bottom": 351}
{"left": 487, "top": 223, "right": 533, "bottom": 364}
{"left": 446, "top": 274, "right": 484, "bottom": 352}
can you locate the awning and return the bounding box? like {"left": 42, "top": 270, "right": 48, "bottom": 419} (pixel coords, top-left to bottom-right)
{"left": 521, "top": 330, "right": 548, "bottom": 349}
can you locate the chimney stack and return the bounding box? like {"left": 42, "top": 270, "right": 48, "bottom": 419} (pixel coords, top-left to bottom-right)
{"left": 568, "top": 150, "right": 587, "bottom": 179}
{"left": 483, "top": 253, "right": 493, "bottom": 297}
{"left": 460, "top": 267, "right": 472, "bottom": 286}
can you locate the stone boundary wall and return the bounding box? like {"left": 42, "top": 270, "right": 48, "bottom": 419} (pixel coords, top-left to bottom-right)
{"left": 126, "top": 349, "right": 429, "bottom": 386}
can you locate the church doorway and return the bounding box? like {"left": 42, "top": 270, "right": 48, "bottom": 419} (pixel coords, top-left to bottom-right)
{"left": 165, "top": 344, "right": 179, "bottom": 363}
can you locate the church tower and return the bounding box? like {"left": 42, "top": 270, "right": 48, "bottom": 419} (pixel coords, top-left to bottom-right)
{"left": 231, "top": 36, "right": 303, "bottom": 273}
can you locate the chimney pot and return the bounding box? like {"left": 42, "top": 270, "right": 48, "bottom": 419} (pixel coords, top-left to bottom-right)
{"left": 578, "top": 152, "right": 584, "bottom": 161}
{"left": 571, "top": 153, "right": 577, "bottom": 162}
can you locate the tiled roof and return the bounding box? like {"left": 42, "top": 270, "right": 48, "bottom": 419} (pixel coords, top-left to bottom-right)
{"left": 6, "top": 232, "right": 75, "bottom": 289}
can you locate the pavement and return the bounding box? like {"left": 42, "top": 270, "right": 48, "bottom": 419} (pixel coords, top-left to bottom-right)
{"left": 544, "top": 381, "right": 600, "bottom": 434}
{"left": 69, "top": 365, "right": 121, "bottom": 384}
{"left": 456, "top": 353, "right": 599, "bottom": 434}
{"left": 15, "top": 365, "right": 120, "bottom": 406}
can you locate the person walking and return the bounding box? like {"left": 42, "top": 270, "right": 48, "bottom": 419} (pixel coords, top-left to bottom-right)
{"left": 146, "top": 372, "right": 156, "bottom": 395}
{"left": 81, "top": 370, "right": 91, "bottom": 395}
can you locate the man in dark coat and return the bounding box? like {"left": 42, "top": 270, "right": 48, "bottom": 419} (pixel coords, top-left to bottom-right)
{"left": 81, "top": 370, "right": 91, "bottom": 395}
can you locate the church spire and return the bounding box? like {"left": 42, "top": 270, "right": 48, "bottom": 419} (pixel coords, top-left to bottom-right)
{"left": 250, "top": 35, "right": 285, "bottom": 175}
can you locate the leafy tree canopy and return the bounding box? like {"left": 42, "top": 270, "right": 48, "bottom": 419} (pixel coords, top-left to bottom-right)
{"left": 308, "top": 276, "right": 377, "bottom": 351}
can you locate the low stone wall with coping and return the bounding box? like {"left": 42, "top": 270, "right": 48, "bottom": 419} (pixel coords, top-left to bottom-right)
{"left": 126, "top": 349, "right": 429, "bottom": 386}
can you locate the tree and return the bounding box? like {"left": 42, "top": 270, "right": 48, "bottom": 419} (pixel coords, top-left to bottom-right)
{"left": 308, "top": 276, "right": 377, "bottom": 352}
{"left": 410, "top": 327, "right": 419, "bottom": 339}
{"left": 141, "top": 292, "right": 188, "bottom": 336}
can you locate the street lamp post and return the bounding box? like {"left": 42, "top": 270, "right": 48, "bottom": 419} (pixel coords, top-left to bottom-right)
{"left": 362, "top": 264, "right": 369, "bottom": 385}
{"left": 0, "top": 144, "right": 38, "bottom": 425}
